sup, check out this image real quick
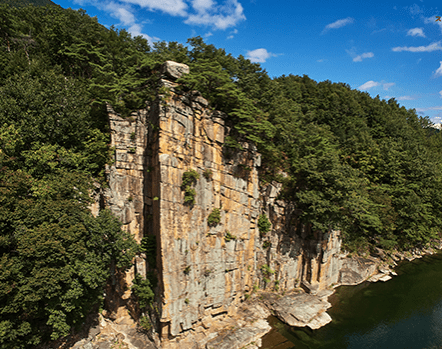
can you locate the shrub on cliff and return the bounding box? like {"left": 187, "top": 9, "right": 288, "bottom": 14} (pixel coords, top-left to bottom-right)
{"left": 207, "top": 208, "right": 221, "bottom": 227}
{"left": 258, "top": 214, "right": 271, "bottom": 235}
{"left": 181, "top": 169, "right": 199, "bottom": 205}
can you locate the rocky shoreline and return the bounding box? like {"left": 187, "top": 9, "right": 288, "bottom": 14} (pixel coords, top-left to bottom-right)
{"left": 60, "top": 242, "right": 442, "bottom": 349}
{"left": 256, "top": 241, "right": 442, "bottom": 341}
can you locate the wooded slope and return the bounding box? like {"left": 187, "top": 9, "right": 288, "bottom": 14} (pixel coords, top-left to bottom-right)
{"left": 1, "top": 4, "right": 442, "bottom": 347}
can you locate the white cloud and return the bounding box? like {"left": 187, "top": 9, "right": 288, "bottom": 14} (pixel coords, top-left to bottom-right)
{"left": 102, "top": 2, "right": 136, "bottom": 25}
{"left": 383, "top": 82, "right": 395, "bottom": 90}
{"left": 353, "top": 52, "right": 374, "bottom": 62}
{"left": 346, "top": 48, "right": 374, "bottom": 62}
{"left": 246, "top": 48, "right": 276, "bottom": 63}
{"left": 74, "top": 0, "right": 246, "bottom": 31}
{"left": 322, "top": 17, "right": 354, "bottom": 34}
{"left": 227, "top": 28, "right": 238, "bottom": 39}
{"left": 407, "top": 27, "right": 426, "bottom": 37}
{"left": 415, "top": 106, "right": 442, "bottom": 112}
{"left": 120, "top": 0, "right": 188, "bottom": 16}
{"left": 317, "top": 59, "right": 326, "bottom": 63}
{"left": 397, "top": 95, "right": 417, "bottom": 101}
{"left": 434, "top": 61, "right": 442, "bottom": 78}
{"left": 128, "top": 24, "right": 156, "bottom": 43}
{"left": 424, "top": 16, "right": 442, "bottom": 34}
{"left": 439, "top": 90, "right": 442, "bottom": 98}
{"left": 392, "top": 41, "right": 442, "bottom": 52}
{"left": 191, "top": 0, "right": 215, "bottom": 12}
{"left": 358, "top": 81, "right": 380, "bottom": 90}
{"left": 185, "top": 0, "right": 246, "bottom": 30}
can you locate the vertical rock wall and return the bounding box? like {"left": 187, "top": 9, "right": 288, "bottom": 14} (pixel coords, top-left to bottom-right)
{"left": 102, "top": 61, "right": 365, "bottom": 346}
{"left": 150, "top": 72, "right": 262, "bottom": 338}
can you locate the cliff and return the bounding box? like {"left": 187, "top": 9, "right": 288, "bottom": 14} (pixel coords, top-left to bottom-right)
{"left": 84, "top": 61, "right": 389, "bottom": 349}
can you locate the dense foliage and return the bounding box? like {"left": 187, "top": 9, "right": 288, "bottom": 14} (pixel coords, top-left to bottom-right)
{"left": 0, "top": 4, "right": 140, "bottom": 347}
{"left": 1, "top": 2, "right": 442, "bottom": 346}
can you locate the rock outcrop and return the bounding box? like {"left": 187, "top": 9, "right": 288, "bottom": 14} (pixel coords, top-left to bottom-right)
{"left": 90, "top": 61, "right": 386, "bottom": 349}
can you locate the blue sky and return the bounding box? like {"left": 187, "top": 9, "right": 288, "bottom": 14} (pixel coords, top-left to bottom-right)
{"left": 54, "top": 0, "right": 442, "bottom": 125}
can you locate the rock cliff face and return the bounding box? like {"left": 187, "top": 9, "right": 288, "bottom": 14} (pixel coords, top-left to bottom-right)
{"left": 100, "top": 61, "right": 380, "bottom": 348}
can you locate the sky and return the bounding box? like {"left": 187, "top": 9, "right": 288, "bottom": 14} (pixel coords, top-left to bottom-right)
{"left": 53, "top": 0, "right": 442, "bottom": 125}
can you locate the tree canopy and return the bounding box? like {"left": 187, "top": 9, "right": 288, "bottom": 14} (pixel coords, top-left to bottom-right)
{"left": 1, "top": 3, "right": 442, "bottom": 346}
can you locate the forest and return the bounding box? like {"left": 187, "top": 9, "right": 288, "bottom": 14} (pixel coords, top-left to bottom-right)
{"left": 1, "top": 2, "right": 442, "bottom": 347}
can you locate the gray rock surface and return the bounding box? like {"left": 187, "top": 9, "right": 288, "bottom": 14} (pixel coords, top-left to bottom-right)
{"left": 94, "top": 61, "right": 389, "bottom": 349}
{"left": 206, "top": 319, "right": 271, "bottom": 349}
{"left": 161, "top": 61, "right": 190, "bottom": 80}
{"left": 272, "top": 292, "right": 332, "bottom": 329}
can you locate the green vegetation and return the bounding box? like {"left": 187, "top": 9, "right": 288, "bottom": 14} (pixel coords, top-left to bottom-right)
{"left": 258, "top": 214, "right": 272, "bottom": 235}
{"left": 203, "top": 168, "right": 213, "bottom": 180}
{"left": 181, "top": 169, "right": 200, "bottom": 187}
{"left": 207, "top": 208, "right": 221, "bottom": 227}
{"left": 184, "top": 266, "right": 191, "bottom": 275}
{"left": 262, "top": 240, "right": 271, "bottom": 249}
{"left": 0, "top": 0, "right": 55, "bottom": 7}
{"left": 2, "top": 2, "right": 442, "bottom": 346}
{"left": 181, "top": 169, "right": 199, "bottom": 205}
{"left": 140, "top": 235, "right": 156, "bottom": 268}
{"left": 261, "top": 264, "right": 275, "bottom": 276}
{"left": 224, "top": 230, "right": 237, "bottom": 242}
{"left": 139, "top": 315, "right": 152, "bottom": 331}
{"left": 131, "top": 274, "right": 155, "bottom": 309}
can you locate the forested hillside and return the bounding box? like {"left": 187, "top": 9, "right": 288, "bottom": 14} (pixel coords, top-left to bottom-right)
{"left": 1, "top": 3, "right": 442, "bottom": 348}
{"left": 0, "top": 0, "right": 54, "bottom": 7}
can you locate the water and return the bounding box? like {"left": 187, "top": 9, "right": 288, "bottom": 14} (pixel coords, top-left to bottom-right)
{"left": 261, "top": 252, "right": 442, "bottom": 349}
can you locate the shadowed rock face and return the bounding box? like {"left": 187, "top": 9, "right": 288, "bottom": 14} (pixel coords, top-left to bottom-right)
{"left": 97, "top": 61, "right": 381, "bottom": 348}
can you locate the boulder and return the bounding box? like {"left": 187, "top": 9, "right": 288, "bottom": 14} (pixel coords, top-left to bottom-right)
{"left": 271, "top": 292, "right": 332, "bottom": 329}
{"left": 161, "top": 61, "right": 190, "bottom": 80}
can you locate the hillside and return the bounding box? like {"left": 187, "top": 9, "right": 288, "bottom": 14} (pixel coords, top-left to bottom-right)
{"left": 1, "top": 4, "right": 442, "bottom": 348}
{"left": 0, "top": 0, "right": 55, "bottom": 7}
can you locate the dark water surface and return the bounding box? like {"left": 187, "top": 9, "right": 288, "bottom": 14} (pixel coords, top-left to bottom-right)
{"left": 261, "top": 252, "right": 442, "bottom": 349}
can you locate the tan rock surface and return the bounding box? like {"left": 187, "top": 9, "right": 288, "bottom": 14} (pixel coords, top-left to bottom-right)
{"left": 92, "top": 61, "right": 389, "bottom": 348}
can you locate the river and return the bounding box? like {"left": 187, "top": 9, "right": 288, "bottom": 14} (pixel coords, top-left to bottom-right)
{"left": 261, "top": 252, "right": 442, "bottom": 349}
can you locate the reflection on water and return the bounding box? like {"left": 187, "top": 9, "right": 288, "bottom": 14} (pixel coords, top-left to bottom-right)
{"left": 261, "top": 252, "right": 442, "bottom": 349}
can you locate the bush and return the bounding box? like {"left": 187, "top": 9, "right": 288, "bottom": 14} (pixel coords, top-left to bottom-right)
{"left": 132, "top": 274, "right": 155, "bottom": 309}
{"left": 203, "top": 169, "right": 213, "bottom": 180}
{"left": 181, "top": 169, "right": 199, "bottom": 188}
{"left": 261, "top": 264, "right": 275, "bottom": 276}
{"left": 183, "top": 186, "right": 196, "bottom": 205}
{"left": 182, "top": 169, "right": 199, "bottom": 205}
{"left": 139, "top": 316, "right": 152, "bottom": 331}
{"left": 224, "top": 230, "right": 237, "bottom": 242}
{"left": 208, "top": 208, "right": 221, "bottom": 227}
{"left": 258, "top": 214, "right": 271, "bottom": 235}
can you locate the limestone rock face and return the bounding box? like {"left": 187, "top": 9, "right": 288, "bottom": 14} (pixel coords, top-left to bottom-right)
{"left": 98, "top": 61, "right": 384, "bottom": 348}
{"left": 151, "top": 79, "right": 261, "bottom": 339}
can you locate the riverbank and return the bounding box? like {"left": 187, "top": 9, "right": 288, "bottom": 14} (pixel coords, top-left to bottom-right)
{"left": 261, "top": 247, "right": 442, "bottom": 349}
{"left": 256, "top": 240, "right": 442, "bottom": 338}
